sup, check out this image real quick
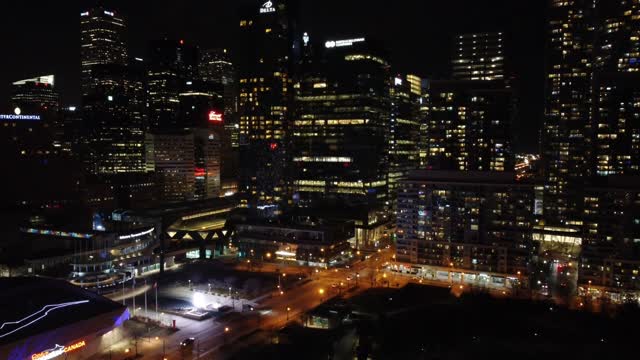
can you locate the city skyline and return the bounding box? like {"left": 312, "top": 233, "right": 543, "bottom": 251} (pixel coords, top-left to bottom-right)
{"left": 2, "top": 1, "right": 639, "bottom": 359}
{"left": 0, "top": 0, "right": 546, "bottom": 151}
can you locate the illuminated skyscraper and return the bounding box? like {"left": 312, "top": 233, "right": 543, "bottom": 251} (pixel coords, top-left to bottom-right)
{"left": 11, "top": 75, "right": 59, "bottom": 114}
{"left": 201, "top": 48, "right": 235, "bottom": 119}
{"left": 425, "top": 80, "right": 514, "bottom": 172}
{"left": 80, "top": 8, "right": 145, "bottom": 175}
{"left": 590, "top": 0, "right": 640, "bottom": 177}
{"left": 291, "top": 37, "right": 390, "bottom": 208}
{"left": 236, "top": 0, "right": 298, "bottom": 214}
{"left": 201, "top": 48, "right": 240, "bottom": 188}
{"left": 543, "top": 0, "right": 640, "bottom": 297}
{"left": 147, "top": 39, "right": 200, "bottom": 131}
{"left": 542, "top": 0, "right": 595, "bottom": 224}
{"left": 83, "top": 63, "right": 146, "bottom": 174}
{"left": 80, "top": 8, "right": 128, "bottom": 96}
{"left": 145, "top": 132, "right": 196, "bottom": 202}
{"left": 452, "top": 32, "right": 505, "bottom": 81}
{"left": 388, "top": 74, "right": 422, "bottom": 213}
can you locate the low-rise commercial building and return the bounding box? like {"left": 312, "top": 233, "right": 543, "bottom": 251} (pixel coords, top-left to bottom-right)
{"left": 235, "top": 218, "right": 354, "bottom": 267}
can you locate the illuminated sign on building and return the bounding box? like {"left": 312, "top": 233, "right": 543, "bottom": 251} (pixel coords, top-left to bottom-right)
{"left": 118, "top": 227, "right": 155, "bottom": 240}
{"left": 21, "top": 228, "right": 92, "bottom": 239}
{"left": 80, "top": 11, "right": 89, "bottom": 16}
{"left": 208, "top": 110, "right": 223, "bottom": 123}
{"left": 104, "top": 10, "right": 114, "bottom": 16}
{"left": 325, "top": 38, "right": 366, "bottom": 49}
{"left": 303, "top": 32, "right": 310, "bottom": 46}
{"left": 259, "top": 0, "right": 275, "bottom": 14}
{"left": 0, "top": 107, "right": 41, "bottom": 121}
{"left": 31, "top": 340, "right": 86, "bottom": 360}
{"left": 195, "top": 167, "right": 206, "bottom": 178}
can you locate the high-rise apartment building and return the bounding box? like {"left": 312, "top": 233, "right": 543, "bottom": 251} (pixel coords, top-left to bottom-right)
{"left": 395, "top": 170, "right": 534, "bottom": 283}
{"left": 424, "top": 80, "right": 514, "bottom": 172}
{"left": 590, "top": 1, "right": 640, "bottom": 177}
{"left": 543, "top": 0, "right": 640, "bottom": 297}
{"left": 542, "top": 0, "right": 596, "bottom": 224}
{"left": 452, "top": 32, "right": 505, "bottom": 81}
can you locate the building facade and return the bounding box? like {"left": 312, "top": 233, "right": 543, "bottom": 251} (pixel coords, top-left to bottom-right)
{"left": 80, "top": 8, "right": 128, "bottom": 96}
{"left": 395, "top": 171, "right": 535, "bottom": 286}
{"left": 236, "top": 0, "right": 296, "bottom": 214}
{"left": 147, "top": 38, "right": 200, "bottom": 131}
{"left": 291, "top": 38, "right": 390, "bottom": 209}
{"left": 543, "top": 0, "right": 640, "bottom": 297}
{"left": 425, "top": 80, "right": 514, "bottom": 172}
{"left": 146, "top": 132, "right": 196, "bottom": 202}
{"left": 452, "top": 32, "right": 505, "bottom": 81}
{"left": 388, "top": 74, "right": 422, "bottom": 214}
{"left": 11, "top": 75, "right": 59, "bottom": 114}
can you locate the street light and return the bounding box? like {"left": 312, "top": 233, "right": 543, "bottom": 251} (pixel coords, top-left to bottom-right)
{"left": 286, "top": 306, "right": 291, "bottom": 321}
{"left": 224, "top": 326, "right": 230, "bottom": 345}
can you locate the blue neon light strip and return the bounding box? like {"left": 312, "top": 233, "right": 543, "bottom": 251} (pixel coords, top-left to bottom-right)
{"left": 0, "top": 300, "right": 89, "bottom": 339}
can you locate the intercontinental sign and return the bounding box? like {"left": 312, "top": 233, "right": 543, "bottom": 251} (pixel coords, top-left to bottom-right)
{"left": 0, "top": 107, "right": 41, "bottom": 121}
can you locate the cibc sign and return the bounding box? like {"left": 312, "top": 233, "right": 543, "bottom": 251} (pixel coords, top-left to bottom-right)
{"left": 31, "top": 340, "right": 86, "bottom": 360}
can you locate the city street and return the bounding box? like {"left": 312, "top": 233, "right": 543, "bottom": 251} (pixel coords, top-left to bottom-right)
{"left": 90, "top": 248, "right": 395, "bottom": 359}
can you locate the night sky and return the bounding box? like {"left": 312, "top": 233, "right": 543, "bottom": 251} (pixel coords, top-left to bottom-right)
{"left": 0, "top": 0, "right": 547, "bottom": 152}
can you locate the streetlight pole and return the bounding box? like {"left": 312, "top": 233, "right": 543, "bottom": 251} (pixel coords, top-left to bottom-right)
{"left": 286, "top": 306, "right": 290, "bottom": 321}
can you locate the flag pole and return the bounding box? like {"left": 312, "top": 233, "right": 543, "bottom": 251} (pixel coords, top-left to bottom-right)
{"left": 144, "top": 278, "right": 148, "bottom": 318}
{"left": 132, "top": 275, "right": 136, "bottom": 317}
{"left": 155, "top": 282, "right": 159, "bottom": 322}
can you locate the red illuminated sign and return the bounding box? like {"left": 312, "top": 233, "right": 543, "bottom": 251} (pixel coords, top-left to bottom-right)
{"left": 208, "top": 110, "right": 223, "bottom": 123}
{"left": 269, "top": 143, "right": 278, "bottom": 151}
{"left": 195, "top": 167, "right": 206, "bottom": 177}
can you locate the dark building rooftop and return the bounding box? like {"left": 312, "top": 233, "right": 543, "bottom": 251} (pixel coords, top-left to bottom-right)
{"left": 0, "top": 277, "right": 126, "bottom": 345}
